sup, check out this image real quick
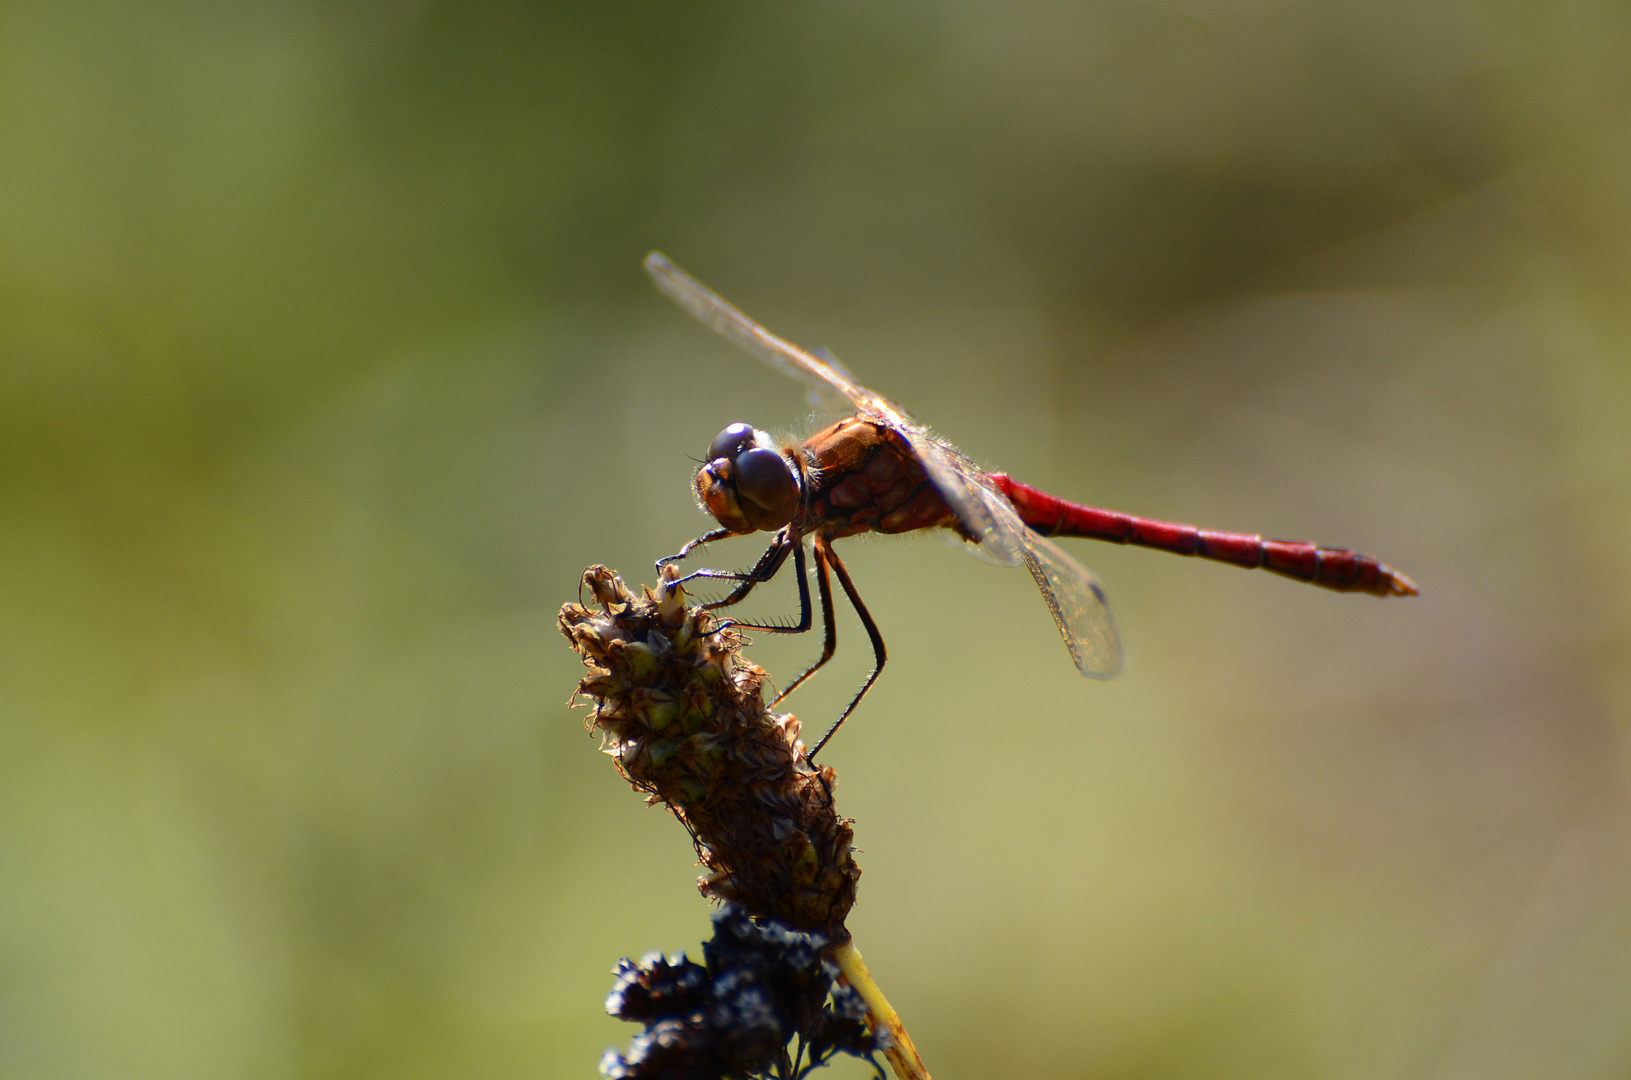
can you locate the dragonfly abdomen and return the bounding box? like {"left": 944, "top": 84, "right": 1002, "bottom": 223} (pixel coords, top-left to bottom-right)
{"left": 990, "top": 474, "right": 1417, "bottom": 598}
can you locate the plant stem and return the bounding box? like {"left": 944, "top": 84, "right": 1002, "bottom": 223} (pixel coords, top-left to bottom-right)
{"left": 831, "top": 938, "right": 931, "bottom": 1080}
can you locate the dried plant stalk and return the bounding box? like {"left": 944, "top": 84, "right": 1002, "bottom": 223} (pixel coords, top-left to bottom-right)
{"left": 560, "top": 565, "right": 860, "bottom": 932}
{"left": 561, "top": 570, "right": 932, "bottom": 1076}
{"left": 562, "top": 565, "right": 931, "bottom": 1079}
{"left": 832, "top": 941, "right": 930, "bottom": 1080}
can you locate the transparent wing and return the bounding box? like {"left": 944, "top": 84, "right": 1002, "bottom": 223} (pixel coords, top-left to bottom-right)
{"left": 645, "top": 252, "right": 867, "bottom": 412}
{"left": 905, "top": 427, "right": 1122, "bottom": 676}
{"left": 804, "top": 347, "right": 859, "bottom": 415}
{"left": 895, "top": 424, "right": 1028, "bottom": 566}
{"left": 807, "top": 346, "right": 858, "bottom": 385}
{"left": 647, "top": 252, "right": 1019, "bottom": 553}
{"left": 1020, "top": 532, "right": 1124, "bottom": 679}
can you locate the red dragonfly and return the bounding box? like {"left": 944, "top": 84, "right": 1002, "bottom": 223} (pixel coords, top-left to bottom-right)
{"left": 646, "top": 252, "right": 1417, "bottom": 761}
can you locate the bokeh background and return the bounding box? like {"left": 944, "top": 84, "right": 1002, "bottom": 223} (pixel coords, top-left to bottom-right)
{"left": 4, "top": 2, "right": 1631, "bottom": 1077}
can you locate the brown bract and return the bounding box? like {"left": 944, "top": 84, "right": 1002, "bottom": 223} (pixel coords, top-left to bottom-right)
{"left": 560, "top": 565, "right": 860, "bottom": 932}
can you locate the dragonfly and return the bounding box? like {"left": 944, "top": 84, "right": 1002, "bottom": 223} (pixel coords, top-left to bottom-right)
{"left": 646, "top": 251, "right": 1418, "bottom": 762}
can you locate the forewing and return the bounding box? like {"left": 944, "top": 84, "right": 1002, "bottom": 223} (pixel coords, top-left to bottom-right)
{"left": 1021, "top": 533, "right": 1124, "bottom": 679}
{"left": 645, "top": 252, "right": 866, "bottom": 412}
{"left": 804, "top": 347, "right": 860, "bottom": 415}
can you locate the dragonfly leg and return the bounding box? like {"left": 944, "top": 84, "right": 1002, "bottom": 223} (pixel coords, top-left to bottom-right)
{"left": 671, "top": 530, "right": 815, "bottom": 637}
{"left": 671, "top": 529, "right": 793, "bottom": 606}
{"left": 655, "top": 526, "right": 736, "bottom": 573}
{"left": 771, "top": 540, "right": 837, "bottom": 705}
{"left": 711, "top": 540, "right": 814, "bottom": 636}
{"left": 805, "top": 537, "right": 886, "bottom": 764}
{"left": 668, "top": 531, "right": 785, "bottom": 596}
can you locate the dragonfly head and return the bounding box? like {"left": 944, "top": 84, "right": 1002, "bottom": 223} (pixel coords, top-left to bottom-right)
{"left": 697, "top": 422, "right": 800, "bottom": 534}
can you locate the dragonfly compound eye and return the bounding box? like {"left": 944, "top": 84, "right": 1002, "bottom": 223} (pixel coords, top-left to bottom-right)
{"left": 733, "top": 447, "right": 799, "bottom": 530}
{"left": 707, "top": 422, "right": 759, "bottom": 464}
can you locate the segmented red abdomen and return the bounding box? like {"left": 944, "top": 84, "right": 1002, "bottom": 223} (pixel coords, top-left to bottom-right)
{"left": 990, "top": 474, "right": 1418, "bottom": 597}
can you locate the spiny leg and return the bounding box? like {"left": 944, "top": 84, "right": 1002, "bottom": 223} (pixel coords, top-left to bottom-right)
{"left": 806, "top": 537, "right": 886, "bottom": 763}
{"left": 713, "top": 540, "right": 813, "bottom": 635}
{"left": 670, "top": 528, "right": 794, "bottom": 607}
{"left": 663, "top": 528, "right": 813, "bottom": 633}
{"left": 655, "top": 526, "right": 736, "bottom": 572}
{"left": 772, "top": 539, "right": 837, "bottom": 705}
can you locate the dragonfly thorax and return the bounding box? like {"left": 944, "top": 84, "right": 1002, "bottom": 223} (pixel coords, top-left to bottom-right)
{"left": 697, "top": 422, "right": 801, "bottom": 534}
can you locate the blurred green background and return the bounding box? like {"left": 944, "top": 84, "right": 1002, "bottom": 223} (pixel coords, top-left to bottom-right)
{"left": 3, "top": 2, "right": 1630, "bottom": 1077}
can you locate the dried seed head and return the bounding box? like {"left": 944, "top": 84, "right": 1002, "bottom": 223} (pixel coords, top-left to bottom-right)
{"left": 599, "top": 904, "right": 883, "bottom": 1080}
{"left": 561, "top": 565, "right": 861, "bottom": 932}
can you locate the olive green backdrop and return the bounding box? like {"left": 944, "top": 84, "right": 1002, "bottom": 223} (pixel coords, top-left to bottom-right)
{"left": 4, "top": 3, "right": 1630, "bottom": 1078}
